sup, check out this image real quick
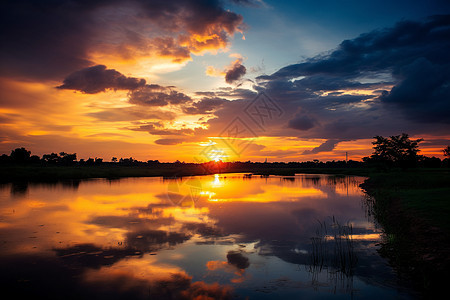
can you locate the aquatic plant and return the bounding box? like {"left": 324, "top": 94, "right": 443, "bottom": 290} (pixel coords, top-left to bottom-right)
{"left": 308, "top": 216, "right": 358, "bottom": 277}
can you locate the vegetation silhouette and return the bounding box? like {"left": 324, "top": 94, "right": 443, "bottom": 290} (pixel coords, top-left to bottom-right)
{"left": 362, "top": 133, "right": 443, "bottom": 169}
{"left": 444, "top": 145, "right": 450, "bottom": 157}
{"left": 1, "top": 133, "right": 447, "bottom": 182}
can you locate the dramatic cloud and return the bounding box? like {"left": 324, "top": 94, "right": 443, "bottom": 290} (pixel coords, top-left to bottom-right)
{"left": 246, "top": 14, "right": 450, "bottom": 146}
{"left": 380, "top": 57, "right": 450, "bottom": 123}
{"left": 57, "top": 65, "right": 146, "bottom": 93}
{"left": 258, "top": 15, "right": 450, "bottom": 126}
{"left": 263, "top": 15, "right": 450, "bottom": 80}
{"left": 0, "top": 0, "right": 245, "bottom": 80}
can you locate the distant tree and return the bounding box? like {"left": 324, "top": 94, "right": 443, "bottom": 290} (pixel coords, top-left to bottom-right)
{"left": 119, "top": 157, "right": 136, "bottom": 165}
{"left": 443, "top": 146, "right": 450, "bottom": 157}
{"left": 42, "top": 153, "right": 59, "bottom": 164}
{"left": 10, "top": 147, "right": 31, "bottom": 163}
{"left": 364, "top": 133, "right": 423, "bottom": 168}
{"left": 59, "top": 152, "right": 77, "bottom": 165}
{"left": 147, "top": 159, "right": 160, "bottom": 165}
{"left": 111, "top": 157, "right": 118, "bottom": 163}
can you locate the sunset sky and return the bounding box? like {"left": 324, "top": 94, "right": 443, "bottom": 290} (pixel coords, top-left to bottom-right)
{"left": 1, "top": 0, "right": 450, "bottom": 162}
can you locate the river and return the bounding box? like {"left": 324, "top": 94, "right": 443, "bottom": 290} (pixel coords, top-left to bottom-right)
{"left": 0, "top": 174, "right": 415, "bottom": 299}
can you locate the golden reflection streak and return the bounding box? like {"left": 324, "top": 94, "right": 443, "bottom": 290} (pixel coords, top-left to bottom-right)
{"left": 204, "top": 186, "right": 325, "bottom": 203}
{"left": 197, "top": 175, "right": 326, "bottom": 202}
{"left": 324, "top": 233, "right": 381, "bottom": 241}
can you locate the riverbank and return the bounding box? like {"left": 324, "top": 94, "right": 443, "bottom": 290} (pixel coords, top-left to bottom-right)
{"left": 360, "top": 169, "right": 450, "bottom": 298}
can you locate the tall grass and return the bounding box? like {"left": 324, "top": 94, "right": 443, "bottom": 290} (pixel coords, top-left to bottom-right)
{"left": 308, "top": 216, "right": 358, "bottom": 277}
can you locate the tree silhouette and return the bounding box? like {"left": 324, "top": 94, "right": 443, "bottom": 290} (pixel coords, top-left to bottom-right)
{"left": 10, "top": 147, "right": 31, "bottom": 163}
{"left": 364, "top": 133, "right": 423, "bottom": 168}
{"left": 443, "top": 146, "right": 450, "bottom": 157}
{"left": 42, "top": 153, "right": 59, "bottom": 164}
{"left": 59, "top": 152, "right": 77, "bottom": 164}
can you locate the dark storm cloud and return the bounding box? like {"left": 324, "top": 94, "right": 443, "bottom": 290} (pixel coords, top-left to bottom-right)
{"left": 380, "top": 57, "right": 450, "bottom": 123}
{"left": 258, "top": 15, "right": 450, "bottom": 125}
{"left": 225, "top": 61, "right": 247, "bottom": 84}
{"left": 0, "top": 0, "right": 244, "bottom": 80}
{"left": 263, "top": 15, "right": 450, "bottom": 80}
{"left": 290, "top": 74, "right": 390, "bottom": 92}
{"left": 57, "top": 65, "right": 146, "bottom": 93}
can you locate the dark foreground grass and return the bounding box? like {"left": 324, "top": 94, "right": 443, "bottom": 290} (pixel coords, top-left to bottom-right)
{"left": 361, "top": 169, "right": 450, "bottom": 231}
{"left": 361, "top": 169, "right": 450, "bottom": 298}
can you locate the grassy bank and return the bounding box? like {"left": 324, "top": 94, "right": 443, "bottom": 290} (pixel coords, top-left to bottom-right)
{"left": 360, "top": 169, "right": 450, "bottom": 298}
{"left": 361, "top": 169, "right": 450, "bottom": 231}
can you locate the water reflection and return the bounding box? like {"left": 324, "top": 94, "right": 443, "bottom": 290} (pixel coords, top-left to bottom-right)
{"left": 0, "top": 174, "right": 412, "bottom": 299}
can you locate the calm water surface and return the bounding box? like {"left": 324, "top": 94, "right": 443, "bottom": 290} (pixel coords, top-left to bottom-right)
{"left": 0, "top": 174, "right": 414, "bottom": 299}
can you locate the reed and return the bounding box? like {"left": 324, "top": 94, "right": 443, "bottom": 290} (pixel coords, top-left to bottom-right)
{"left": 308, "top": 216, "right": 358, "bottom": 277}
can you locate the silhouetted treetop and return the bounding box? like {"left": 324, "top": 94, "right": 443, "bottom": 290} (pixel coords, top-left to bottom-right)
{"left": 10, "top": 147, "right": 31, "bottom": 163}
{"left": 364, "top": 133, "right": 423, "bottom": 168}
{"left": 443, "top": 146, "right": 450, "bottom": 157}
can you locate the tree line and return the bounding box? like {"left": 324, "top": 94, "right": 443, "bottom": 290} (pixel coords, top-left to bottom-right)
{"left": 1, "top": 134, "right": 449, "bottom": 169}
{"left": 363, "top": 133, "right": 449, "bottom": 169}
{"left": 0, "top": 148, "right": 160, "bottom": 166}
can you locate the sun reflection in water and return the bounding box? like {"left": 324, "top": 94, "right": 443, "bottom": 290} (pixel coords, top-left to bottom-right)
{"left": 0, "top": 174, "right": 397, "bottom": 299}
